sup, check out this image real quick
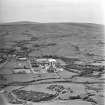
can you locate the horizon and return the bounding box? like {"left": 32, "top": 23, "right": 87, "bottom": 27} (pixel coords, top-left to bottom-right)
{"left": 0, "top": 21, "right": 104, "bottom": 26}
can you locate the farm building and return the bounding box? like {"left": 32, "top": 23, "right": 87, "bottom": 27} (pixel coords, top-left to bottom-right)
{"left": 31, "top": 58, "right": 64, "bottom": 73}
{"left": 13, "top": 57, "right": 64, "bottom": 74}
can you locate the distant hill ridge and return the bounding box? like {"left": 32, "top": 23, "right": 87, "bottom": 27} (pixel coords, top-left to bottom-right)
{"left": 0, "top": 21, "right": 104, "bottom": 26}
{"left": 0, "top": 21, "right": 40, "bottom": 25}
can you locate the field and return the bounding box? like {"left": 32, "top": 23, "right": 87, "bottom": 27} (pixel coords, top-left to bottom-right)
{"left": 0, "top": 22, "right": 105, "bottom": 105}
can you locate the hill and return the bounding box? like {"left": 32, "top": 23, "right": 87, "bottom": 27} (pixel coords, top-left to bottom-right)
{"left": 0, "top": 22, "right": 104, "bottom": 62}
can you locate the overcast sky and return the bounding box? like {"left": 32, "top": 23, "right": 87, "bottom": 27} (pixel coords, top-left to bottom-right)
{"left": 0, "top": 0, "right": 104, "bottom": 24}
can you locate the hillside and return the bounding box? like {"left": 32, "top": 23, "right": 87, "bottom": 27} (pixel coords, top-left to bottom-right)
{"left": 0, "top": 22, "right": 105, "bottom": 105}
{"left": 0, "top": 22, "right": 104, "bottom": 62}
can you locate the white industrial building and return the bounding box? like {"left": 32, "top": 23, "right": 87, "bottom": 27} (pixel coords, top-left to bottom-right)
{"left": 13, "top": 58, "right": 64, "bottom": 74}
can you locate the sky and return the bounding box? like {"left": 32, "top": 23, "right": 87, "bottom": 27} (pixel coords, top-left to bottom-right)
{"left": 0, "top": 0, "right": 104, "bottom": 24}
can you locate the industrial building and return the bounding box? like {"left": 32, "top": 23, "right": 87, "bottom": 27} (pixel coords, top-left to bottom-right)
{"left": 13, "top": 57, "right": 64, "bottom": 74}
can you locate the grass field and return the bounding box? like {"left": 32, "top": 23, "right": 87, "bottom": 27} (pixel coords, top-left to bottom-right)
{"left": 0, "top": 22, "right": 104, "bottom": 105}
